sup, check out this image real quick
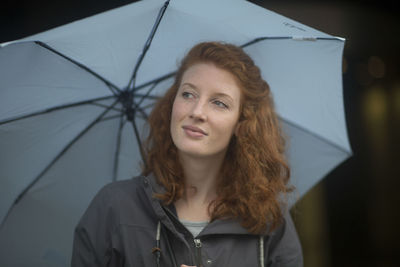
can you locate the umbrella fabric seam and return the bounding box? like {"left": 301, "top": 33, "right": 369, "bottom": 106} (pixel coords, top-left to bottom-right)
{"left": 280, "top": 116, "right": 351, "bottom": 154}
{"left": 36, "top": 41, "right": 122, "bottom": 95}
{"left": 0, "top": 95, "right": 116, "bottom": 125}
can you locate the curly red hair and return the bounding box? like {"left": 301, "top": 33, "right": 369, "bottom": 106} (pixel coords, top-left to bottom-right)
{"left": 143, "top": 42, "right": 292, "bottom": 234}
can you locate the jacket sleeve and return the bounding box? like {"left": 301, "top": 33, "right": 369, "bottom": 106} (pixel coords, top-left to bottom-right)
{"left": 267, "top": 210, "right": 303, "bottom": 267}
{"left": 71, "top": 185, "right": 118, "bottom": 267}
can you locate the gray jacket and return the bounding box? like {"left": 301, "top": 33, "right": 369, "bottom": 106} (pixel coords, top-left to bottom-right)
{"left": 71, "top": 175, "right": 303, "bottom": 267}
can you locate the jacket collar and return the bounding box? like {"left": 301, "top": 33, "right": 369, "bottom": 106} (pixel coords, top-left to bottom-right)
{"left": 142, "top": 174, "right": 263, "bottom": 237}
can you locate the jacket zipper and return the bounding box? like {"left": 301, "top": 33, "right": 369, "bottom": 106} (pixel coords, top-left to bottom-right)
{"left": 194, "top": 238, "right": 204, "bottom": 267}
{"left": 160, "top": 206, "right": 204, "bottom": 267}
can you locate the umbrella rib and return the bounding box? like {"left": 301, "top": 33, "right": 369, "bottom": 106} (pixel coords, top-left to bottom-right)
{"left": 112, "top": 114, "right": 126, "bottom": 182}
{"left": 132, "top": 71, "right": 176, "bottom": 94}
{"left": 13, "top": 99, "right": 120, "bottom": 205}
{"left": 241, "top": 37, "right": 290, "bottom": 48}
{"left": 135, "top": 106, "right": 150, "bottom": 121}
{"left": 141, "top": 102, "right": 157, "bottom": 110}
{"left": 0, "top": 99, "right": 120, "bottom": 229}
{"left": 135, "top": 94, "right": 161, "bottom": 100}
{"left": 279, "top": 116, "right": 352, "bottom": 155}
{"left": 134, "top": 80, "right": 159, "bottom": 108}
{"left": 131, "top": 117, "right": 147, "bottom": 169}
{"left": 89, "top": 102, "right": 123, "bottom": 113}
{"left": 0, "top": 95, "right": 116, "bottom": 125}
{"left": 131, "top": 101, "right": 157, "bottom": 121}
{"left": 36, "top": 41, "right": 122, "bottom": 96}
{"left": 127, "top": 0, "right": 170, "bottom": 90}
{"left": 240, "top": 36, "right": 343, "bottom": 48}
{"left": 99, "top": 114, "right": 125, "bottom": 122}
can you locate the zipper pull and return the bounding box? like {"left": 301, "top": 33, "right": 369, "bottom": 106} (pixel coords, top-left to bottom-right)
{"left": 194, "top": 238, "right": 202, "bottom": 248}
{"left": 193, "top": 238, "right": 203, "bottom": 267}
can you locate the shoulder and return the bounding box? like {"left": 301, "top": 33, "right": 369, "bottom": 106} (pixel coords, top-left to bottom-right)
{"left": 72, "top": 176, "right": 148, "bottom": 265}
{"left": 95, "top": 176, "right": 145, "bottom": 200}
{"left": 267, "top": 210, "right": 303, "bottom": 266}
{"left": 78, "top": 176, "right": 147, "bottom": 224}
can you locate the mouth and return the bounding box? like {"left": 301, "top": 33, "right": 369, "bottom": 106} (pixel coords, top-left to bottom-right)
{"left": 182, "top": 125, "right": 208, "bottom": 137}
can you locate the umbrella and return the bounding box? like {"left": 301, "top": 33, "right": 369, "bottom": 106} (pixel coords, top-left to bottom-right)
{"left": 0, "top": 0, "right": 352, "bottom": 266}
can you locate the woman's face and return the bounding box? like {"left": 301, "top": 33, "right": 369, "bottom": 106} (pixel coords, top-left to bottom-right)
{"left": 170, "top": 63, "right": 241, "bottom": 159}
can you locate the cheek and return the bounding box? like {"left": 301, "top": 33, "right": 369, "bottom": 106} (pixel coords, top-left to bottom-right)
{"left": 171, "top": 100, "right": 185, "bottom": 130}
{"left": 213, "top": 116, "right": 239, "bottom": 139}
{"left": 171, "top": 99, "right": 188, "bottom": 121}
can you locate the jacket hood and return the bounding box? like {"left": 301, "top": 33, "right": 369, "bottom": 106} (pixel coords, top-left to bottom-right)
{"left": 143, "top": 174, "right": 264, "bottom": 237}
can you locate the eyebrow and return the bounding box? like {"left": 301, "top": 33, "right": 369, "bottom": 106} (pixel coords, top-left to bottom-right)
{"left": 180, "top": 82, "right": 235, "bottom": 103}
{"left": 180, "top": 82, "right": 197, "bottom": 90}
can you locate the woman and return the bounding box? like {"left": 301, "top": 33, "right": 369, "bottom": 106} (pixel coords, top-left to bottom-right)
{"left": 72, "top": 42, "right": 303, "bottom": 267}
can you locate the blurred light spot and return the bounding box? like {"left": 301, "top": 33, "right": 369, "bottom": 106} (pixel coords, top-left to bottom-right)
{"left": 368, "top": 56, "right": 385, "bottom": 79}
{"left": 363, "top": 86, "right": 388, "bottom": 156}
{"left": 364, "top": 86, "right": 387, "bottom": 122}
{"left": 356, "top": 63, "right": 373, "bottom": 86}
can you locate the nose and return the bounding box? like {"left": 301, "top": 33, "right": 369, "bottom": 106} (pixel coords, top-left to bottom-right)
{"left": 189, "top": 100, "right": 207, "bottom": 122}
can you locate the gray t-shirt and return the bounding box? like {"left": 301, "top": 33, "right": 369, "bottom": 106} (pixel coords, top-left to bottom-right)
{"left": 180, "top": 219, "right": 209, "bottom": 237}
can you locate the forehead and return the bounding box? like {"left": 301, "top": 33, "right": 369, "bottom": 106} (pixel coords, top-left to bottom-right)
{"left": 180, "top": 63, "right": 242, "bottom": 98}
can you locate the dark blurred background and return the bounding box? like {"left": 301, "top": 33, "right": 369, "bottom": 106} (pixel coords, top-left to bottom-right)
{"left": 1, "top": 0, "right": 399, "bottom": 266}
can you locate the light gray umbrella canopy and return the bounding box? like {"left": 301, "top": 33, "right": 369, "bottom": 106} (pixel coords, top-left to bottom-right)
{"left": 0, "top": 0, "right": 351, "bottom": 266}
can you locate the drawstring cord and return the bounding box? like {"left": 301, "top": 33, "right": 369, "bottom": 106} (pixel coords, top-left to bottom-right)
{"left": 259, "top": 235, "right": 265, "bottom": 267}
{"left": 152, "top": 221, "right": 179, "bottom": 267}
{"left": 152, "top": 221, "right": 162, "bottom": 267}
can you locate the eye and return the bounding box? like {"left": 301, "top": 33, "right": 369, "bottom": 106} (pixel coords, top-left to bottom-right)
{"left": 182, "top": 91, "right": 194, "bottom": 99}
{"left": 213, "top": 99, "right": 228, "bottom": 109}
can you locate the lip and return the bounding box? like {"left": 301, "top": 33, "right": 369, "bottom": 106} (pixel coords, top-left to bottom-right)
{"left": 182, "top": 125, "right": 208, "bottom": 137}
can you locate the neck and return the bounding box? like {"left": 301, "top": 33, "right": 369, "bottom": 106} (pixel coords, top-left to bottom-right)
{"left": 174, "top": 151, "right": 226, "bottom": 221}
{"left": 180, "top": 152, "right": 226, "bottom": 200}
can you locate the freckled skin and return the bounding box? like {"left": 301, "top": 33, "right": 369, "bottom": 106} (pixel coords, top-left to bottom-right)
{"left": 170, "top": 63, "right": 241, "bottom": 160}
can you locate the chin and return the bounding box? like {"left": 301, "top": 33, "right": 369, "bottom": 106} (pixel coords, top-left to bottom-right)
{"left": 177, "top": 146, "right": 227, "bottom": 160}
{"left": 178, "top": 147, "right": 207, "bottom": 158}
